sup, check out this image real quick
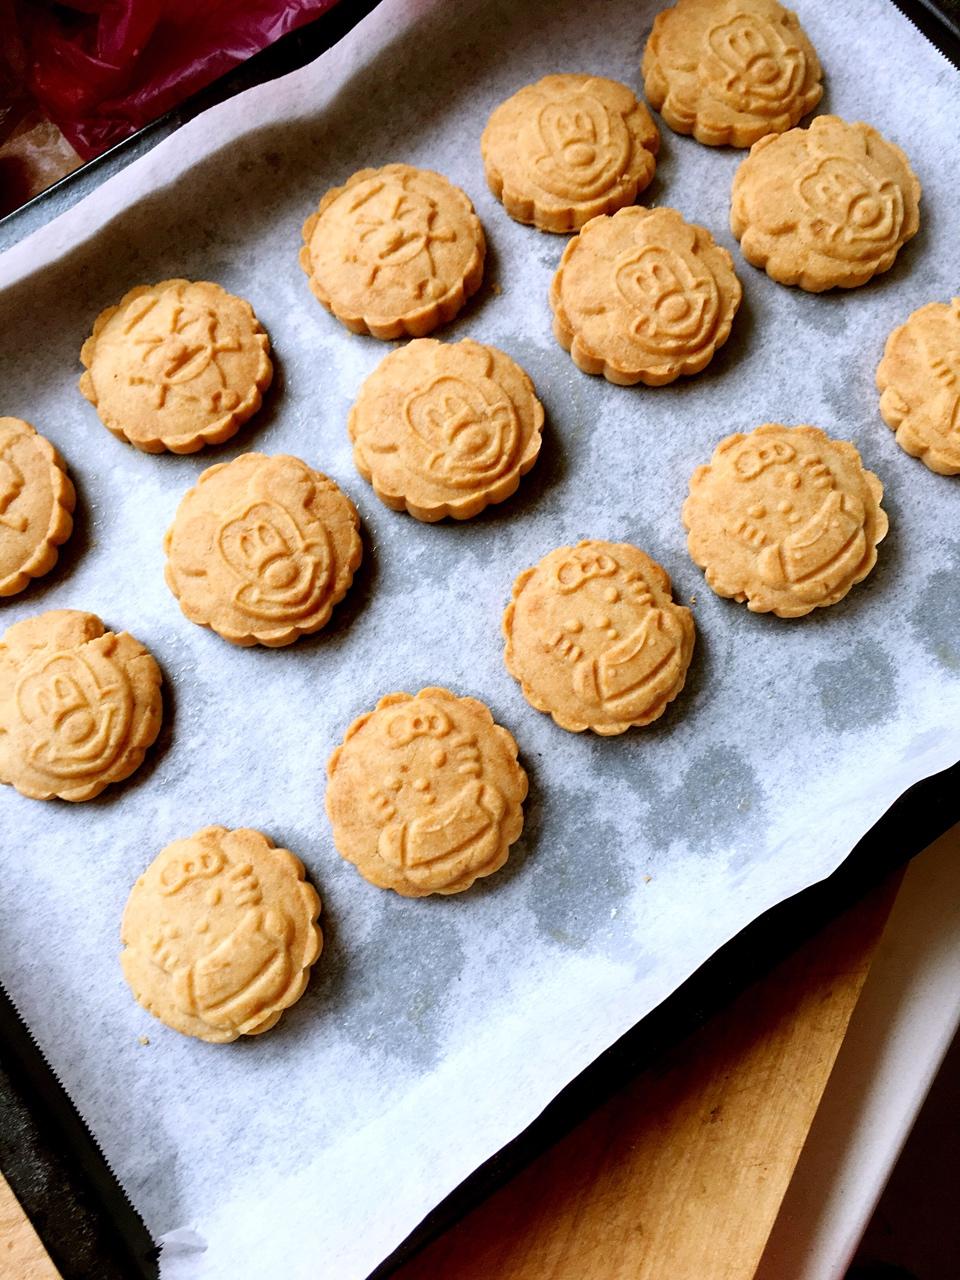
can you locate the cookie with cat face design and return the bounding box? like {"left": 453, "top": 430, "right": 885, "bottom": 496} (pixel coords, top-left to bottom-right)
{"left": 876, "top": 298, "right": 960, "bottom": 476}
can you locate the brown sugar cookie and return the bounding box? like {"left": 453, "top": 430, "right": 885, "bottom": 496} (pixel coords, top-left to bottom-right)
{"left": 481, "top": 74, "right": 659, "bottom": 232}
{"left": 683, "top": 424, "right": 888, "bottom": 617}
{"left": 730, "top": 115, "right": 921, "bottom": 291}
{"left": 348, "top": 339, "right": 544, "bottom": 521}
{"left": 79, "top": 279, "right": 272, "bottom": 454}
{"left": 299, "top": 165, "right": 485, "bottom": 339}
{"left": 550, "top": 206, "right": 741, "bottom": 385}
{"left": 876, "top": 298, "right": 960, "bottom": 476}
{"left": 326, "top": 688, "right": 527, "bottom": 897}
{"left": 0, "top": 418, "right": 75, "bottom": 597}
{"left": 121, "top": 826, "right": 322, "bottom": 1043}
{"left": 642, "top": 0, "right": 823, "bottom": 148}
{"left": 503, "top": 540, "right": 695, "bottom": 736}
{"left": 164, "top": 453, "right": 362, "bottom": 647}
{"left": 0, "top": 609, "right": 163, "bottom": 801}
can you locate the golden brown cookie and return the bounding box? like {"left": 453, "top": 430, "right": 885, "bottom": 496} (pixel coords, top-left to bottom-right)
{"left": 326, "top": 688, "right": 527, "bottom": 897}
{"left": 876, "top": 298, "right": 960, "bottom": 476}
{"left": 481, "top": 74, "right": 659, "bottom": 232}
{"left": 683, "top": 424, "right": 888, "bottom": 617}
{"left": 642, "top": 0, "right": 823, "bottom": 148}
{"left": 299, "top": 165, "right": 485, "bottom": 339}
{"left": 121, "top": 826, "right": 322, "bottom": 1043}
{"left": 347, "top": 339, "right": 544, "bottom": 521}
{"left": 164, "top": 452, "right": 362, "bottom": 647}
{"left": 550, "top": 206, "right": 741, "bottom": 385}
{"left": 730, "top": 115, "right": 921, "bottom": 291}
{"left": 0, "top": 610, "right": 163, "bottom": 801}
{"left": 0, "top": 418, "right": 75, "bottom": 598}
{"left": 503, "top": 540, "right": 695, "bottom": 736}
{"left": 79, "top": 279, "right": 272, "bottom": 454}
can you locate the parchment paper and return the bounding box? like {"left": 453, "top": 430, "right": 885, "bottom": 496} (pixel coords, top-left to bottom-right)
{"left": 0, "top": 2, "right": 958, "bottom": 1277}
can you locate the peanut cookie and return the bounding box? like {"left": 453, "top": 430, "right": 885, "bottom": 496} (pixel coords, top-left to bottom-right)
{"left": 79, "top": 280, "right": 272, "bottom": 454}
{"left": 550, "top": 206, "right": 741, "bottom": 385}
{"left": 481, "top": 74, "right": 659, "bottom": 232}
{"left": 348, "top": 339, "right": 544, "bottom": 521}
{"left": 0, "top": 610, "right": 163, "bottom": 801}
{"left": 0, "top": 418, "right": 75, "bottom": 597}
{"left": 642, "top": 0, "right": 822, "bottom": 148}
{"left": 164, "top": 453, "right": 362, "bottom": 647}
{"left": 876, "top": 298, "right": 960, "bottom": 476}
{"left": 683, "top": 424, "right": 888, "bottom": 617}
{"left": 121, "top": 826, "right": 322, "bottom": 1043}
{"left": 300, "top": 165, "right": 485, "bottom": 339}
{"left": 326, "top": 688, "right": 527, "bottom": 897}
{"left": 503, "top": 541, "right": 695, "bottom": 735}
{"left": 730, "top": 115, "right": 921, "bottom": 291}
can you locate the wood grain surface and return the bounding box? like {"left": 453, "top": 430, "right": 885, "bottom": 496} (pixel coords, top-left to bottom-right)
{"left": 0, "top": 1175, "right": 61, "bottom": 1280}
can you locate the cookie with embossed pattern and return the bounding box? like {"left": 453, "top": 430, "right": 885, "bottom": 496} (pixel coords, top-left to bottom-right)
{"left": 642, "top": 0, "right": 822, "bottom": 148}
{"left": 348, "top": 339, "right": 544, "bottom": 521}
{"left": 481, "top": 74, "right": 659, "bottom": 232}
{"left": 876, "top": 298, "right": 960, "bottom": 476}
{"left": 121, "top": 826, "right": 322, "bottom": 1043}
{"left": 550, "top": 206, "right": 741, "bottom": 385}
{"left": 730, "top": 115, "right": 921, "bottom": 291}
{"left": 683, "top": 424, "right": 888, "bottom": 617}
{"left": 503, "top": 540, "right": 695, "bottom": 736}
{"left": 0, "top": 609, "right": 163, "bottom": 801}
{"left": 300, "top": 164, "right": 485, "bottom": 339}
{"left": 326, "top": 688, "right": 527, "bottom": 897}
{"left": 164, "top": 452, "right": 362, "bottom": 647}
{"left": 79, "top": 279, "right": 272, "bottom": 454}
{"left": 0, "top": 418, "right": 75, "bottom": 597}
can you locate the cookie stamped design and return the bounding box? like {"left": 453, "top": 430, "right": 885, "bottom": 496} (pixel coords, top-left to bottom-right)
{"left": 877, "top": 298, "right": 960, "bottom": 475}
{"left": 326, "top": 688, "right": 527, "bottom": 897}
{"left": 0, "top": 418, "right": 75, "bottom": 597}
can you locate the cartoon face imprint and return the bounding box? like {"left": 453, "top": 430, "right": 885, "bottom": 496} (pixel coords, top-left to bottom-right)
{"left": 614, "top": 244, "right": 720, "bottom": 355}
{"left": 917, "top": 325, "right": 960, "bottom": 439}
{"left": 123, "top": 290, "right": 243, "bottom": 413}
{"left": 14, "top": 650, "right": 131, "bottom": 779}
{"left": 217, "top": 500, "right": 332, "bottom": 620}
{"left": 346, "top": 178, "right": 456, "bottom": 289}
{"left": 402, "top": 374, "right": 519, "bottom": 488}
{"left": 703, "top": 13, "right": 805, "bottom": 113}
{"left": 796, "top": 157, "right": 904, "bottom": 261}
{"left": 532, "top": 93, "right": 630, "bottom": 198}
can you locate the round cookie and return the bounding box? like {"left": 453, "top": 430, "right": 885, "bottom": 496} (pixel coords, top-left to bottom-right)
{"left": 121, "top": 826, "right": 322, "bottom": 1043}
{"left": 642, "top": 0, "right": 823, "bottom": 148}
{"left": 164, "top": 452, "right": 362, "bottom": 648}
{"left": 503, "top": 540, "right": 695, "bottom": 736}
{"left": 348, "top": 339, "right": 544, "bottom": 521}
{"left": 299, "top": 165, "right": 485, "bottom": 339}
{"left": 730, "top": 115, "right": 921, "bottom": 291}
{"left": 876, "top": 298, "right": 960, "bottom": 476}
{"left": 550, "top": 206, "right": 741, "bottom": 385}
{"left": 0, "top": 418, "right": 75, "bottom": 597}
{"left": 79, "top": 279, "right": 272, "bottom": 454}
{"left": 326, "top": 687, "right": 527, "bottom": 897}
{"left": 0, "top": 609, "right": 163, "bottom": 801}
{"left": 481, "top": 74, "right": 659, "bottom": 232}
{"left": 682, "top": 424, "right": 888, "bottom": 617}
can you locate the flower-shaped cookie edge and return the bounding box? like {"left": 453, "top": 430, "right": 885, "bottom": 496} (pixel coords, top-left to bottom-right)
{"left": 0, "top": 419, "right": 76, "bottom": 597}
{"left": 876, "top": 299, "right": 960, "bottom": 477}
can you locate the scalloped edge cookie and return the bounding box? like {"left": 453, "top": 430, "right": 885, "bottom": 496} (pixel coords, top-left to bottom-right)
{"left": 876, "top": 298, "right": 960, "bottom": 476}
{"left": 0, "top": 418, "right": 75, "bottom": 598}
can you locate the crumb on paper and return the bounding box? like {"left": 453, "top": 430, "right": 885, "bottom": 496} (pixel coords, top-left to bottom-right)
{"left": 689, "top": 594, "right": 697, "bottom": 605}
{"left": 138, "top": 1035, "right": 150, "bottom": 1046}
{"left": 644, "top": 874, "right": 653, "bottom": 883}
{"left": 490, "top": 281, "right": 502, "bottom": 295}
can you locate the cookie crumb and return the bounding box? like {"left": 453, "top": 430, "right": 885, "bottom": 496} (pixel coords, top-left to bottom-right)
{"left": 138, "top": 1035, "right": 150, "bottom": 1046}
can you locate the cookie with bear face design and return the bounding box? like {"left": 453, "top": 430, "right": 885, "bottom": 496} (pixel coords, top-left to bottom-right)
{"left": 876, "top": 298, "right": 960, "bottom": 476}
{"left": 0, "top": 609, "right": 163, "bottom": 801}
{"left": 326, "top": 688, "right": 527, "bottom": 897}
{"left": 683, "top": 424, "right": 888, "bottom": 617}
{"left": 348, "top": 339, "right": 544, "bottom": 521}
{"left": 121, "top": 826, "right": 322, "bottom": 1043}
{"left": 0, "top": 418, "right": 75, "bottom": 598}
{"left": 164, "top": 453, "right": 362, "bottom": 647}
{"left": 503, "top": 541, "right": 695, "bottom": 735}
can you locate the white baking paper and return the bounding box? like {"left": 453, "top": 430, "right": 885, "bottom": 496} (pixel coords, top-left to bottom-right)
{"left": 0, "top": 1, "right": 958, "bottom": 1276}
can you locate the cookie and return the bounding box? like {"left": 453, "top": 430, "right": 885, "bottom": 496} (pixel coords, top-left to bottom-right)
{"left": 876, "top": 298, "right": 960, "bottom": 476}
{"left": 481, "top": 74, "right": 659, "bottom": 232}
{"left": 503, "top": 540, "right": 695, "bottom": 735}
{"left": 299, "top": 165, "right": 485, "bottom": 339}
{"left": 642, "top": 0, "right": 823, "bottom": 148}
{"left": 326, "top": 688, "right": 527, "bottom": 897}
{"left": 79, "top": 279, "right": 272, "bottom": 454}
{"left": 550, "top": 206, "right": 741, "bottom": 385}
{"left": 164, "top": 453, "right": 362, "bottom": 647}
{"left": 0, "top": 610, "right": 163, "bottom": 801}
{"left": 121, "top": 826, "right": 322, "bottom": 1043}
{"left": 0, "top": 418, "right": 75, "bottom": 598}
{"left": 682, "top": 424, "right": 888, "bottom": 617}
{"left": 730, "top": 115, "right": 921, "bottom": 291}
{"left": 348, "top": 339, "right": 544, "bottom": 521}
